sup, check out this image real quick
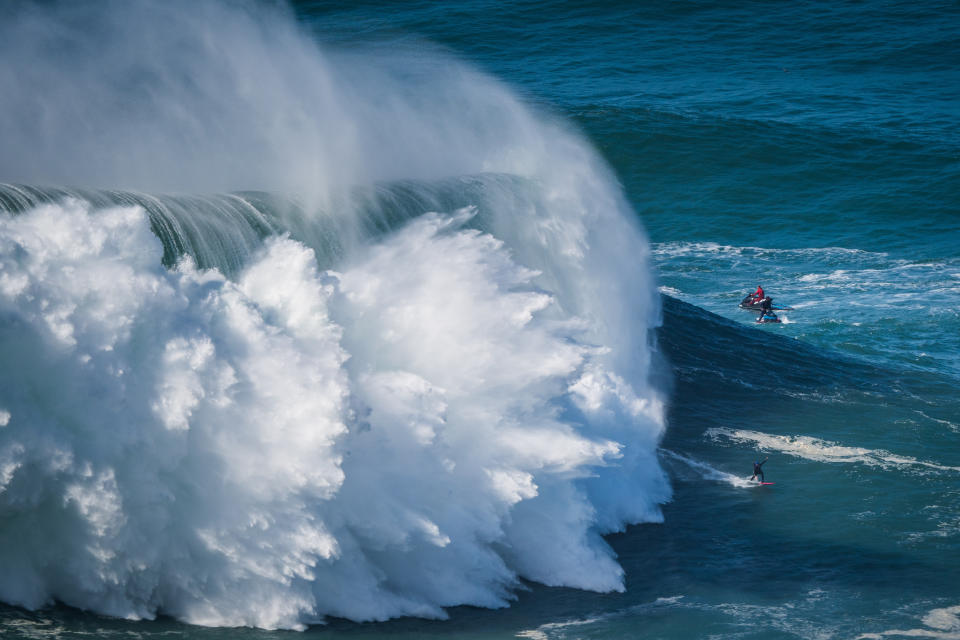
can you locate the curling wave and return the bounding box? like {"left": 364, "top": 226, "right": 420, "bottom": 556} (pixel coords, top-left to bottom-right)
{"left": 0, "top": 0, "right": 668, "bottom": 630}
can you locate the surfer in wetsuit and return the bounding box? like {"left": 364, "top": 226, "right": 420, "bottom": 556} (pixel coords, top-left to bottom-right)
{"left": 757, "top": 296, "right": 777, "bottom": 322}
{"left": 751, "top": 456, "right": 768, "bottom": 482}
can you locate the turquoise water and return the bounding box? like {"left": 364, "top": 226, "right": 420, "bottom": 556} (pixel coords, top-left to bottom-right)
{"left": 1, "top": 1, "right": 958, "bottom": 638}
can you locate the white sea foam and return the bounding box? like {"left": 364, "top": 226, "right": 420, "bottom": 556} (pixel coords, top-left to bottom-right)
{"left": 707, "top": 428, "right": 960, "bottom": 474}
{"left": 0, "top": 199, "right": 665, "bottom": 628}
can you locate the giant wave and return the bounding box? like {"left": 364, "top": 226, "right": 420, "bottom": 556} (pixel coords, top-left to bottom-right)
{"left": 0, "top": 0, "right": 669, "bottom": 630}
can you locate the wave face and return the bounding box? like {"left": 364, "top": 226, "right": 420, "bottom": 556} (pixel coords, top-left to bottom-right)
{"left": 0, "top": 0, "right": 668, "bottom": 630}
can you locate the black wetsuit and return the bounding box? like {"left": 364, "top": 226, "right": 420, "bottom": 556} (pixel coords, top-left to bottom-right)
{"left": 751, "top": 459, "right": 766, "bottom": 482}
{"left": 758, "top": 298, "right": 775, "bottom": 321}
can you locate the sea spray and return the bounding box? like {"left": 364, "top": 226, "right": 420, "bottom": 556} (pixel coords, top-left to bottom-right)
{"left": 0, "top": 0, "right": 668, "bottom": 630}
{"left": 0, "top": 199, "right": 665, "bottom": 628}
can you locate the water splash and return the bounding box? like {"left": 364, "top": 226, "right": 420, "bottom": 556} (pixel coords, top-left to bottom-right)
{"left": 0, "top": 0, "right": 668, "bottom": 629}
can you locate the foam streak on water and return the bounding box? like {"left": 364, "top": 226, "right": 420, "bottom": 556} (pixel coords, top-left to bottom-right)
{"left": 706, "top": 428, "right": 960, "bottom": 475}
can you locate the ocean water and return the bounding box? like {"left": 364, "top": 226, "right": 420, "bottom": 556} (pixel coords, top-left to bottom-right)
{"left": 0, "top": 1, "right": 958, "bottom": 638}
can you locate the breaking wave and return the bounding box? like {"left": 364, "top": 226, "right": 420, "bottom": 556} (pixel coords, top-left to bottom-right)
{"left": 0, "top": 0, "right": 668, "bottom": 630}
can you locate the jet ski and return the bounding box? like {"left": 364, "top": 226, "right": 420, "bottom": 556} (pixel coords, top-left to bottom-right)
{"left": 739, "top": 295, "right": 793, "bottom": 312}
{"left": 739, "top": 294, "right": 762, "bottom": 309}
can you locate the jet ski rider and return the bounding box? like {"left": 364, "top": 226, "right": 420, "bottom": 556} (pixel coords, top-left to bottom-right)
{"left": 757, "top": 296, "right": 777, "bottom": 322}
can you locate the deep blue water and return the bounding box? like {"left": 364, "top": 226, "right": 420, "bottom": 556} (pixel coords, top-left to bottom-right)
{"left": 1, "top": 1, "right": 958, "bottom": 638}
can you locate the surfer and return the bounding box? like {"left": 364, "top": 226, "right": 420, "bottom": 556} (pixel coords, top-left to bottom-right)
{"left": 750, "top": 456, "right": 768, "bottom": 482}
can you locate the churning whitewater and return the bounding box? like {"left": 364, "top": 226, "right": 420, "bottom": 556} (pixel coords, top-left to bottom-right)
{"left": 0, "top": 0, "right": 668, "bottom": 630}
